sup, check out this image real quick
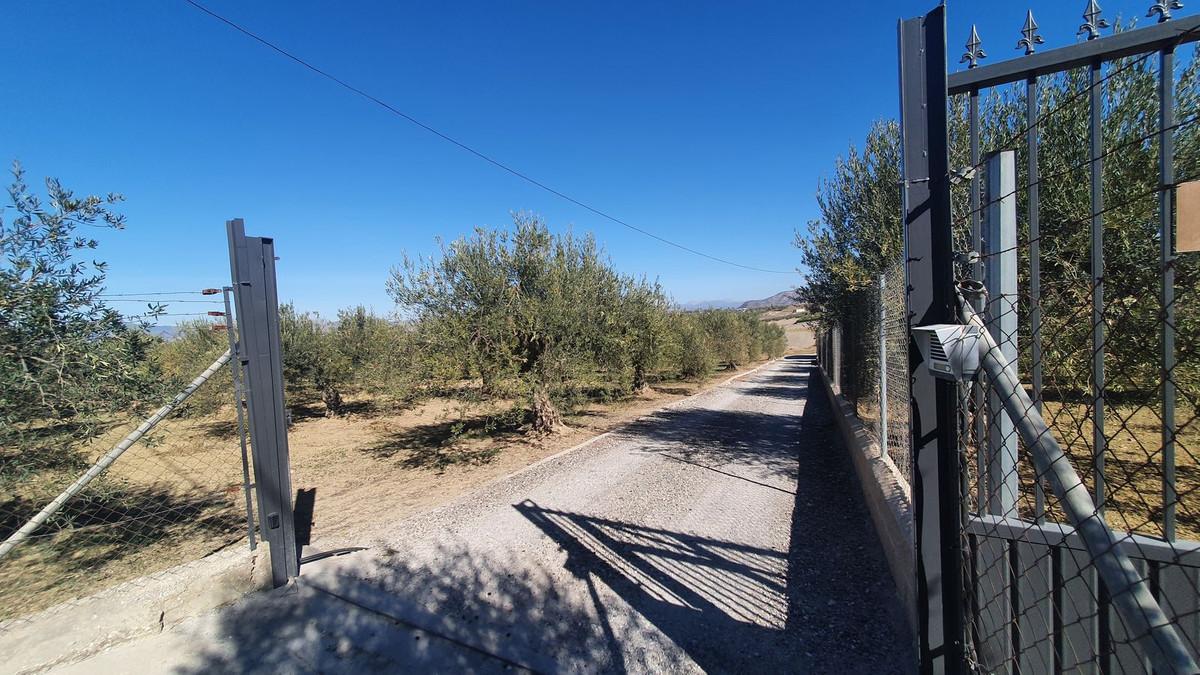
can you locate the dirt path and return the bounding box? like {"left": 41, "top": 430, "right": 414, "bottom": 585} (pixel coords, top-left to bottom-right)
{"left": 54, "top": 355, "right": 913, "bottom": 674}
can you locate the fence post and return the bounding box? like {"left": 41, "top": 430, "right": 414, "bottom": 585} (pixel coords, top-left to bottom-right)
{"left": 879, "top": 274, "right": 890, "bottom": 459}
{"left": 983, "top": 151, "right": 1018, "bottom": 516}
{"left": 223, "top": 287, "right": 257, "bottom": 551}
{"left": 833, "top": 324, "right": 842, "bottom": 392}
{"left": 227, "top": 219, "right": 298, "bottom": 587}
{"left": 974, "top": 149, "right": 1019, "bottom": 669}
{"left": 900, "top": 6, "right": 962, "bottom": 673}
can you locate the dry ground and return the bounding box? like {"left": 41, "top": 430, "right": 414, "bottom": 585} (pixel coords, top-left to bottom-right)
{"left": 0, "top": 332, "right": 814, "bottom": 622}
{"left": 763, "top": 304, "right": 815, "bottom": 355}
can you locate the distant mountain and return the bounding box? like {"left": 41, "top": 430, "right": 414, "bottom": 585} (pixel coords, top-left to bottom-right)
{"left": 678, "top": 299, "right": 742, "bottom": 311}
{"left": 738, "top": 290, "right": 798, "bottom": 310}
{"left": 149, "top": 325, "right": 180, "bottom": 340}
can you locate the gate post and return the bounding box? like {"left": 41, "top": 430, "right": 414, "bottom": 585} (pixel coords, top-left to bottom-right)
{"left": 227, "top": 218, "right": 299, "bottom": 587}
{"left": 983, "top": 150, "right": 1019, "bottom": 516}
{"left": 900, "top": 7, "right": 963, "bottom": 674}
{"left": 975, "top": 149, "right": 1019, "bottom": 670}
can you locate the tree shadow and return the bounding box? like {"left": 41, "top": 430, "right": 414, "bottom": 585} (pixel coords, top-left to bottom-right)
{"left": 736, "top": 384, "right": 807, "bottom": 401}
{"left": 360, "top": 414, "right": 521, "bottom": 471}
{"left": 649, "top": 384, "right": 692, "bottom": 396}
{"left": 0, "top": 483, "right": 245, "bottom": 621}
{"left": 288, "top": 399, "right": 380, "bottom": 422}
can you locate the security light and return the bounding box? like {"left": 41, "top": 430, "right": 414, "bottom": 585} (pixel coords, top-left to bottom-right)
{"left": 912, "top": 324, "right": 981, "bottom": 382}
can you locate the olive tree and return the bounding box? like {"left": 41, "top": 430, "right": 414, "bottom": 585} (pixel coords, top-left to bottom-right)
{"left": 388, "top": 213, "right": 667, "bottom": 433}
{"left": 279, "top": 304, "right": 350, "bottom": 416}
{"left": 1, "top": 162, "right": 160, "bottom": 468}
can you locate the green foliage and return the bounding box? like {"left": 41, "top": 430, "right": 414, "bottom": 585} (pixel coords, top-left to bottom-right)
{"left": 388, "top": 214, "right": 786, "bottom": 432}
{"left": 150, "top": 320, "right": 227, "bottom": 415}
{"left": 794, "top": 119, "right": 902, "bottom": 331}
{"left": 0, "top": 162, "right": 160, "bottom": 463}
{"left": 667, "top": 312, "right": 717, "bottom": 379}
{"left": 619, "top": 277, "right": 671, "bottom": 391}
{"left": 279, "top": 304, "right": 351, "bottom": 415}
{"left": 798, "top": 40, "right": 1200, "bottom": 405}
{"left": 333, "top": 305, "right": 420, "bottom": 403}
{"left": 388, "top": 214, "right": 643, "bottom": 431}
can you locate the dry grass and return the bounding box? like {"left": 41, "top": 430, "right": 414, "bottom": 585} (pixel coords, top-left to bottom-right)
{"left": 967, "top": 398, "right": 1200, "bottom": 542}
{"left": 1039, "top": 400, "right": 1200, "bottom": 541}
{"left": 0, "top": 356, "right": 791, "bottom": 622}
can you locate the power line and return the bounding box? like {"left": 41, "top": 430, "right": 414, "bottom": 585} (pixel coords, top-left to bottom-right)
{"left": 183, "top": 0, "right": 792, "bottom": 276}
{"left": 102, "top": 298, "right": 222, "bottom": 304}
{"left": 99, "top": 291, "right": 214, "bottom": 297}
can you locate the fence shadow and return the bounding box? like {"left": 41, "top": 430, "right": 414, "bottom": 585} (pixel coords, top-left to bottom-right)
{"left": 171, "top": 360, "right": 913, "bottom": 673}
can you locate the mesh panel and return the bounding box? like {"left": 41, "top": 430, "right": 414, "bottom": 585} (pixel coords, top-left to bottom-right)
{"left": 0, "top": 352, "right": 251, "bottom": 626}
{"left": 816, "top": 258, "right": 911, "bottom": 489}
{"left": 946, "top": 47, "right": 1200, "bottom": 671}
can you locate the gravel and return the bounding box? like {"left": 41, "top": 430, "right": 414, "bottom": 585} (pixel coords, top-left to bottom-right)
{"left": 56, "top": 356, "right": 915, "bottom": 674}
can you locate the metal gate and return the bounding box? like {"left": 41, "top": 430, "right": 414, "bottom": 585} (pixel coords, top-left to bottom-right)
{"left": 900, "top": 4, "right": 1200, "bottom": 673}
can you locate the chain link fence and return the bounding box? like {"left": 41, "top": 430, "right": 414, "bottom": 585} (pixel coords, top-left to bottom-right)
{"left": 815, "top": 258, "right": 911, "bottom": 488}
{"left": 944, "top": 47, "right": 1200, "bottom": 669}
{"left": 0, "top": 326, "right": 255, "bottom": 627}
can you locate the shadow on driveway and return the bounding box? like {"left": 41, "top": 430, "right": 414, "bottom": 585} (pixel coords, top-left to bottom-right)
{"left": 175, "top": 362, "right": 913, "bottom": 674}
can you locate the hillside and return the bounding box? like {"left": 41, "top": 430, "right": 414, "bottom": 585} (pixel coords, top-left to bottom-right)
{"left": 738, "top": 290, "right": 797, "bottom": 310}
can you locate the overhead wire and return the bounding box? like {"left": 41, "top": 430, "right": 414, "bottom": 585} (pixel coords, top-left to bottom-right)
{"left": 182, "top": 0, "right": 792, "bottom": 275}
{"left": 102, "top": 298, "right": 223, "bottom": 304}
{"left": 99, "top": 291, "right": 216, "bottom": 297}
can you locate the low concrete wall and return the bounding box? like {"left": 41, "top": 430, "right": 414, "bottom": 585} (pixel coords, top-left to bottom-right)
{"left": 818, "top": 369, "right": 917, "bottom": 635}
{"left": 0, "top": 545, "right": 270, "bottom": 674}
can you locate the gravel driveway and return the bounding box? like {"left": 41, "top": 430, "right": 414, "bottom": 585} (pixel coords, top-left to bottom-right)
{"left": 57, "top": 356, "right": 914, "bottom": 674}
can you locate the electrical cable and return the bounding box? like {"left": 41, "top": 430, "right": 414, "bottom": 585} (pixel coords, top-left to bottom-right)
{"left": 183, "top": 0, "right": 792, "bottom": 275}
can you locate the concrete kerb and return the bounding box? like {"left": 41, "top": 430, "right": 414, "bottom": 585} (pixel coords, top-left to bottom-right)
{"left": 0, "top": 359, "right": 780, "bottom": 674}
{"left": 816, "top": 367, "right": 918, "bottom": 637}
{"left": 0, "top": 545, "right": 272, "bottom": 675}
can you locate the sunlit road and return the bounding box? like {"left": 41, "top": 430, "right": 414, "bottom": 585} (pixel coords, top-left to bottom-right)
{"left": 59, "top": 356, "right": 913, "bottom": 674}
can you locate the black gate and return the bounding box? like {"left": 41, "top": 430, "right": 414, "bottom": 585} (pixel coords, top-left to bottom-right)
{"left": 900, "top": 4, "right": 1200, "bottom": 673}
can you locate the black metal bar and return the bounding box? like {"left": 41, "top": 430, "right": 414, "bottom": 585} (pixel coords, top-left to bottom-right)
{"left": 1028, "top": 74, "right": 1046, "bottom": 525}
{"left": 901, "top": 7, "right": 963, "bottom": 673}
{"left": 1090, "top": 59, "right": 1106, "bottom": 515}
{"left": 1161, "top": 45, "right": 1178, "bottom": 544}
{"left": 948, "top": 15, "right": 1200, "bottom": 94}
{"left": 1089, "top": 57, "right": 1108, "bottom": 673}
{"left": 970, "top": 89, "right": 986, "bottom": 513}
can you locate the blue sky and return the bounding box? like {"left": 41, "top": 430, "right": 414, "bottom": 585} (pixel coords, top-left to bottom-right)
{"left": 1, "top": 1, "right": 1172, "bottom": 317}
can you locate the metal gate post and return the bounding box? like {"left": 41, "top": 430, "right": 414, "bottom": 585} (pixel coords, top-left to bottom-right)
{"left": 900, "top": 6, "right": 963, "bottom": 674}
{"left": 983, "top": 151, "right": 1019, "bottom": 516}
{"left": 975, "top": 150, "right": 1019, "bottom": 670}
{"left": 227, "top": 218, "right": 298, "bottom": 587}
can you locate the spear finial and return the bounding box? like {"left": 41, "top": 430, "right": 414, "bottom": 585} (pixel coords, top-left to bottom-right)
{"left": 1079, "top": 0, "right": 1110, "bottom": 40}
{"left": 1148, "top": 1, "right": 1184, "bottom": 22}
{"left": 1017, "top": 10, "right": 1045, "bottom": 55}
{"left": 961, "top": 25, "right": 987, "bottom": 69}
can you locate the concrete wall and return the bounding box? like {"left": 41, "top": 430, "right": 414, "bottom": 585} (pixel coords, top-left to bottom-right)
{"left": 818, "top": 369, "right": 917, "bottom": 635}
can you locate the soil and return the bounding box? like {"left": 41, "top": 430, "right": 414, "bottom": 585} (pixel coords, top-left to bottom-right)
{"left": 0, "top": 334, "right": 816, "bottom": 622}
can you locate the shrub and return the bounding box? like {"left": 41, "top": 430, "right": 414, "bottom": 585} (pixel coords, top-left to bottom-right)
{"left": 150, "top": 320, "right": 228, "bottom": 415}
{"left": 279, "top": 304, "right": 350, "bottom": 416}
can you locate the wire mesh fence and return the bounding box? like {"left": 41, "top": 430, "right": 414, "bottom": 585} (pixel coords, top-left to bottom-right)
{"left": 942, "top": 25, "right": 1200, "bottom": 670}
{"left": 815, "top": 258, "right": 911, "bottom": 488}
{"left": 0, "top": 327, "right": 253, "bottom": 627}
